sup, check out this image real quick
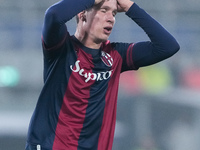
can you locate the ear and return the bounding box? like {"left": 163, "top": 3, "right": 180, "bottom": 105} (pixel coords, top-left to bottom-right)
{"left": 78, "top": 10, "right": 87, "bottom": 22}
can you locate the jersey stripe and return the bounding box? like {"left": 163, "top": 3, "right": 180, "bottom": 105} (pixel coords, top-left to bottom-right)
{"left": 77, "top": 80, "right": 107, "bottom": 150}
{"left": 77, "top": 51, "right": 109, "bottom": 149}
{"left": 53, "top": 52, "right": 95, "bottom": 149}
{"left": 97, "top": 50, "right": 122, "bottom": 150}
{"left": 126, "top": 43, "right": 135, "bottom": 69}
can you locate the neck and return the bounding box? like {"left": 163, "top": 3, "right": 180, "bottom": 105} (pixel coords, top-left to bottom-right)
{"left": 74, "top": 29, "right": 102, "bottom": 49}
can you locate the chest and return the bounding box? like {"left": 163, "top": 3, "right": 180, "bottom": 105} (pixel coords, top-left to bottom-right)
{"left": 68, "top": 48, "right": 121, "bottom": 83}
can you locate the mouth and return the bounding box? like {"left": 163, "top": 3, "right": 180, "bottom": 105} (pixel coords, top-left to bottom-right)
{"left": 103, "top": 27, "right": 112, "bottom": 35}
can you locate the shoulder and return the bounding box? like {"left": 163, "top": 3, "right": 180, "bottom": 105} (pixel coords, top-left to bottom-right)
{"left": 101, "top": 40, "right": 132, "bottom": 54}
{"left": 42, "top": 32, "right": 75, "bottom": 59}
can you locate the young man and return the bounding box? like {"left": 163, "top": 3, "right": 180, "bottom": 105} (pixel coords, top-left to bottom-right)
{"left": 26, "top": 0, "right": 180, "bottom": 149}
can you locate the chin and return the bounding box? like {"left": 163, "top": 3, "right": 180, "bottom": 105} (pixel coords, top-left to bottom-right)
{"left": 95, "top": 37, "right": 108, "bottom": 44}
{"left": 102, "top": 38, "right": 108, "bottom": 42}
{"left": 101, "top": 35, "right": 109, "bottom": 42}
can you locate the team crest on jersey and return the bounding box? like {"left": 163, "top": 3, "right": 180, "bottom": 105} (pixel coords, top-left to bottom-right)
{"left": 101, "top": 51, "right": 113, "bottom": 67}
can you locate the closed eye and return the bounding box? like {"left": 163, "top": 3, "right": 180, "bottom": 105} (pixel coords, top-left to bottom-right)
{"left": 100, "top": 8, "right": 117, "bottom": 17}
{"left": 100, "top": 8, "right": 107, "bottom": 13}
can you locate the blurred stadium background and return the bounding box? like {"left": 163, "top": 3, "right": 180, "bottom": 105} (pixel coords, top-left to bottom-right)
{"left": 1, "top": 0, "right": 200, "bottom": 149}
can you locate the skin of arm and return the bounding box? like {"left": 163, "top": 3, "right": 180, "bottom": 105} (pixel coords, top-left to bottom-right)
{"left": 117, "top": 0, "right": 134, "bottom": 12}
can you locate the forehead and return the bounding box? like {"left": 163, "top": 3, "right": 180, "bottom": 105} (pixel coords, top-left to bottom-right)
{"left": 103, "top": 0, "right": 117, "bottom": 6}
{"left": 95, "top": 0, "right": 117, "bottom": 10}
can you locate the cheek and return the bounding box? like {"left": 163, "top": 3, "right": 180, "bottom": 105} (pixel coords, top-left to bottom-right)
{"left": 90, "top": 17, "right": 102, "bottom": 31}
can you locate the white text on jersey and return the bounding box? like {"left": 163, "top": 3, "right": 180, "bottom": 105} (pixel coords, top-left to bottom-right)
{"left": 70, "top": 60, "right": 113, "bottom": 83}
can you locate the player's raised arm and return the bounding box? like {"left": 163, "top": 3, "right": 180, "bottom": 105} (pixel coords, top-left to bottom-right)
{"left": 42, "top": 0, "right": 102, "bottom": 49}
{"left": 120, "top": 2, "right": 180, "bottom": 68}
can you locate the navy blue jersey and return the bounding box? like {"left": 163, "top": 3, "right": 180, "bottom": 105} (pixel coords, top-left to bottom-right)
{"left": 26, "top": 1, "right": 179, "bottom": 150}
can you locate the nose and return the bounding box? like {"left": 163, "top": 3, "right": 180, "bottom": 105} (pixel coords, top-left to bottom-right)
{"left": 106, "top": 11, "right": 115, "bottom": 23}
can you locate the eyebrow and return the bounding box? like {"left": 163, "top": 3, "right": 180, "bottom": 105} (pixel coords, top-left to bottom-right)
{"left": 100, "top": 5, "right": 117, "bottom": 13}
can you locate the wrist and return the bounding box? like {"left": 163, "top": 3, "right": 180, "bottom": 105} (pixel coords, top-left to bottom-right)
{"left": 124, "top": 1, "right": 134, "bottom": 12}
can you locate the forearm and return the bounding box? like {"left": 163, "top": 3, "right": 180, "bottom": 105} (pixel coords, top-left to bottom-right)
{"left": 42, "top": 0, "right": 95, "bottom": 48}
{"left": 126, "top": 3, "right": 180, "bottom": 67}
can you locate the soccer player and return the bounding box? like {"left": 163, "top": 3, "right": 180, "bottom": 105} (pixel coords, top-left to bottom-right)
{"left": 25, "top": 0, "right": 180, "bottom": 149}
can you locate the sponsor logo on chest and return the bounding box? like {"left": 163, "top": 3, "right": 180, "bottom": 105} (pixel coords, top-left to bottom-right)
{"left": 70, "top": 60, "right": 113, "bottom": 83}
